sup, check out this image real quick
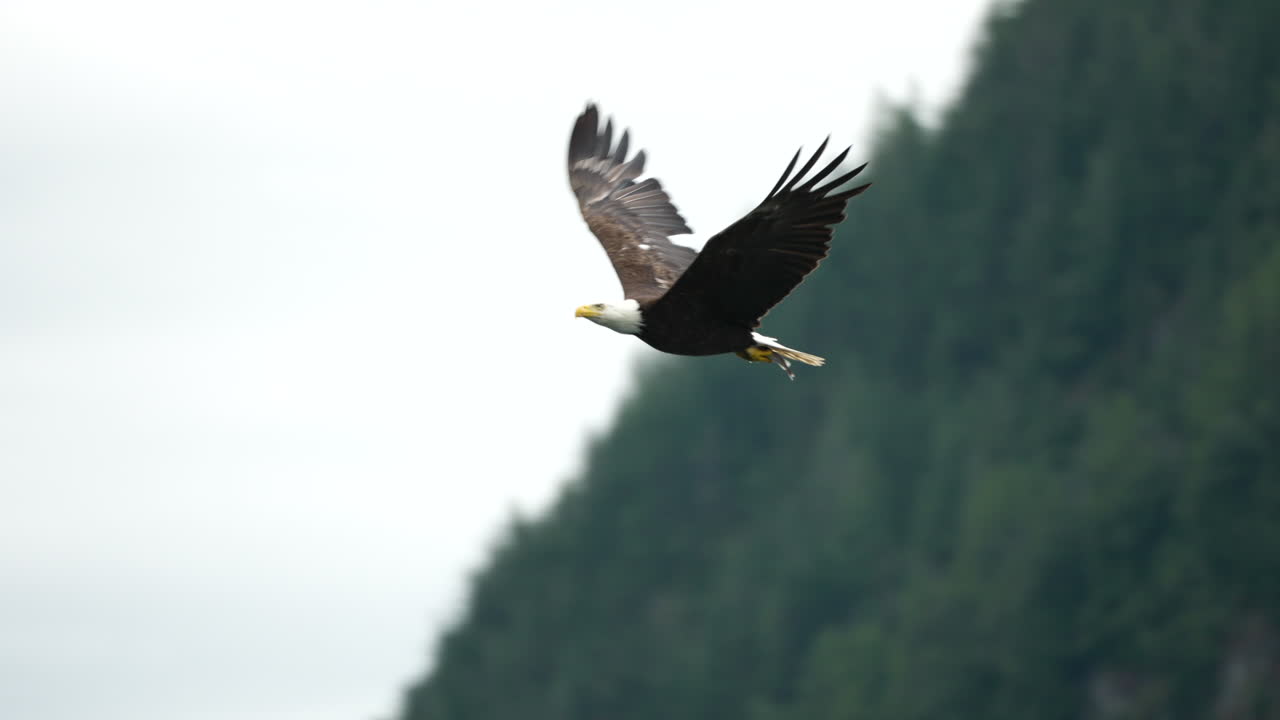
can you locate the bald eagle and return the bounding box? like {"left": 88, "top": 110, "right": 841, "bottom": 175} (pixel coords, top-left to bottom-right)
{"left": 570, "top": 104, "right": 870, "bottom": 379}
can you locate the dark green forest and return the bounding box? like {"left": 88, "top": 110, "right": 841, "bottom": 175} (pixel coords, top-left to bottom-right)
{"left": 398, "top": 0, "right": 1280, "bottom": 717}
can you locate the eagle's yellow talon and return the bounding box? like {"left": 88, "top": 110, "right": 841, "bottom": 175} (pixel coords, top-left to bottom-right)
{"left": 738, "top": 346, "right": 774, "bottom": 363}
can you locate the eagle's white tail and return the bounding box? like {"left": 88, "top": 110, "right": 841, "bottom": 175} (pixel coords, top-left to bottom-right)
{"left": 770, "top": 345, "right": 826, "bottom": 367}
{"left": 750, "top": 332, "right": 825, "bottom": 380}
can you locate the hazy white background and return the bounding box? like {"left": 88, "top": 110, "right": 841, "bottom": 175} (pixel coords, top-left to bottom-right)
{"left": 1, "top": 1, "right": 990, "bottom": 719}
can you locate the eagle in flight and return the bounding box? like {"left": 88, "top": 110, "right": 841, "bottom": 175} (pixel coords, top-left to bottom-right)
{"left": 570, "top": 104, "right": 870, "bottom": 379}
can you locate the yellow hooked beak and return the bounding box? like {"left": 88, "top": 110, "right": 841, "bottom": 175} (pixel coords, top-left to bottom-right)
{"left": 575, "top": 305, "right": 602, "bottom": 318}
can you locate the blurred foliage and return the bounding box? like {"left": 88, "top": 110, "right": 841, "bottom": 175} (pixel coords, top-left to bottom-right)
{"left": 398, "top": 0, "right": 1280, "bottom": 717}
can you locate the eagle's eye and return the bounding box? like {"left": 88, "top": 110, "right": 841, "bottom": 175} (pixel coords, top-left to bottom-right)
{"left": 595, "top": 303, "right": 605, "bottom": 310}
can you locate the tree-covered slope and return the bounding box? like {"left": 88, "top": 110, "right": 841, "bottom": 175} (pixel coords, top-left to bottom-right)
{"left": 398, "top": 0, "right": 1280, "bottom": 717}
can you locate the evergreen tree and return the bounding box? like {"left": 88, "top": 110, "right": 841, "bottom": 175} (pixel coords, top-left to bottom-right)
{"left": 397, "top": 0, "right": 1280, "bottom": 717}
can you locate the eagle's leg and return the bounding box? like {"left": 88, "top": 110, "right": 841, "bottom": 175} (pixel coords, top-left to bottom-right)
{"left": 735, "top": 345, "right": 796, "bottom": 380}
{"left": 772, "top": 353, "right": 795, "bottom": 379}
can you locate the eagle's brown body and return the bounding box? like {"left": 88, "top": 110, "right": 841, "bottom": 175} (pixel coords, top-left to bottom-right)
{"left": 568, "top": 104, "right": 870, "bottom": 377}
{"left": 636, "top": 297, "right": 750, "bottom": 356}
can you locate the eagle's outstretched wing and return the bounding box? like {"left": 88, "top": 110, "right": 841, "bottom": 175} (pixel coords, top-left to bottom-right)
{"left": 657, "top": 140, "right": 870, "bottom": 327}
{"left": 569, "top": 104, "right": 695, "bottom": 303}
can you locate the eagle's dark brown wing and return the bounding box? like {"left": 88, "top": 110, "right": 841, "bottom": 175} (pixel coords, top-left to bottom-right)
{"left": 569, "top": 104, "right": 695, "bottom": 303}
{"left": 656, "top": 140, "right": 870, "bottom": 327}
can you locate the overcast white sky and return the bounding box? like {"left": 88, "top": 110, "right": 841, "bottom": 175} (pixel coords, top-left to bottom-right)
{"left": 0, "top": 2, "right": 991, "bottom": 719}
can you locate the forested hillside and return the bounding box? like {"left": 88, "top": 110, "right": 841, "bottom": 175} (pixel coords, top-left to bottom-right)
{"left": 398, "top": 0, "right": 1280, "bottom": 717}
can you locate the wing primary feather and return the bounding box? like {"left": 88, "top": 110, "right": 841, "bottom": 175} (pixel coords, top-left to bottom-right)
{"left": 814, "top": 162, "right": 870, "bottom": 196}
{"left": 832, "top": 182, "right": 873, "bottom": 202}
{"left": 765, "top": 147, "right": 803, "bottom": 200}
{"left": 599, "top": 119, "right": 614, "bottom": 159}
{"left": 568, "top": 105, "right": 599, "bottom": 168}
{"left": 615, "top": 129, "right": 629, "bottom": 163}
{"left": 779, "top": 136, "right": 830, "bottom": 195}
{"left": 798, "top": 147, "right": 851, "bottom": 192}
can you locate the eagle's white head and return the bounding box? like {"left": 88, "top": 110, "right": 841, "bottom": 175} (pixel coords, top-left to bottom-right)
{"left": 574, "top": 299, "right": 643, "bottom": 335}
